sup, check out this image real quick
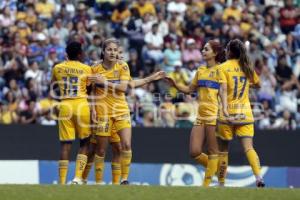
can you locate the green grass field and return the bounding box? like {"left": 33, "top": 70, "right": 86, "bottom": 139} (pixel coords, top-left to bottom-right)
{"left": 0, "top": 185, "right": 299, "bottom": 200}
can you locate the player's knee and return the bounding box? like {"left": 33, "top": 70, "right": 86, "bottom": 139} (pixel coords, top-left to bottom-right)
{"left": 112, "top": 144, "right": 121, "bottom": 155}
{"left": 96, "top": 148, "right": 106, "bottom": 157}
{"left": 122, "top": 142, "right": 131, "bottom": 151}
{"left": 207, "top": 147, "right": 218, "bottom": 155}
{"left": 190, "top": 150, "right": 202, "bottom": 158}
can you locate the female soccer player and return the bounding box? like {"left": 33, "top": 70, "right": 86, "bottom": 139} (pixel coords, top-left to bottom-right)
{"left": 51, "top": 41, "right": 92, "bottom": 184}
{"left": 165, "top": 40, "right": 226, "bottom": 187}
{"left": 89, "top": 39, "right": 165, "bottom": 185}
{"left": 217, "top": 39, "right": 265, "bottom": 187}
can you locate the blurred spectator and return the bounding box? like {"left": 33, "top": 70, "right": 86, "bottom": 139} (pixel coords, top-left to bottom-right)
{"left": 270, "top": 110, "right": 297, "bottom": 130}
{"left": 158, "top": 93, "right": 175, "bottom": 127}
{"left": 0, "top": 101, "right": 18, "bottom": 124}
{"left": 222, "top": 0, "right": 242, "bottom": 22}
{"left": 133, "top": 0, "right": 156, "bottom": 17}
{"left": 167, "top": 0, "right": 187, "bottom": 21}
{"left": 48, "top": 18, "right": 69, "bottom": 47}
{"left": 55, "top": 0, "right": 75, "bottom": 18}
{"left": 182, "top": 38, "right": 202, "bottom": 65}
{"left": 182, "top": 61, "right": 197, "bottom": 83}
{"left": 141, "top": 13, "right": 156, "bottom": 34}
{"left": 279, "top": 0, "right": 298, "bottom": 34}
{"left": 111, "top": 1, "right": 131, "bottom": 38}
{"left": 0, "top": 6, "right": 15, "bottom": 27}
{"left": 204, "top": 11, "right": 223, "bottom": 40}
{"left": 163, "top": 40, "right": 181, "bottom": 72}
{"left": 142, "top": 110, "right": 155, "bottom": 127}
{"left": 128, "top": 49, "right": 144, "bottom": 78}
{"left": 275, "top": 55, "right": 298, "bottom": 90}
{"left": 257, "top": 63, "right": 277, "bottom": 103}
{"left": 156, "top": 12, "right": 169, "bottom": 38}
{"left": 168, "top": 61, "right": 189, "bottom": 98}
{"left": 35, "top": 0, "right": 55, "bottom": 24}
{"left": 20, "top": 100, "right": 38, "bottom": 124}
{"left": 144, "top": 23, "right": 164, "bottom": 64}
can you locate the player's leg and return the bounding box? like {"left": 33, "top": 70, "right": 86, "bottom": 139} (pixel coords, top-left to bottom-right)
{"left": 117, "top": 127, "right": 132, "bottom": 185}
{"left": 92, "top": 117, "right": 113, "bottom": 184}
{"left": 59, "top": 141, "right": 72, "bottom": 185}
{"left": 110, "top": 129, "right": 122, "bottom": 185}
{"left": 94, "top": 135, "right": 109, "bottom": 184}
{"left": 189, "top": 124, "right": 208, "bottom": 168}
{"left": 72, "top": 137, "right": 90, "bottom": 184}
{"left": 237, "top": 125, "right": 264, "bottom": 187}
{"left": 72, "top": 102, "right": 91, "bottom": 184}
{"left": 111, "top": 141, "right": 122, "bottom": 185}
{"left": 82, "top": 139, "right": 97, "bottom": 184}
{"left": 202, "top": 125, "right": 219, "bottom": 187}
{"left": 58, "top": 102, "right": 75, "bottom": 185}
{"left": 216, "top": 123, "right": 232, "bottom": 186}
{"left": 114, "top": 115, "right": 132, "bottom": 185}
{"left": 217, "top": 138, "right": 229, "bottom": 186}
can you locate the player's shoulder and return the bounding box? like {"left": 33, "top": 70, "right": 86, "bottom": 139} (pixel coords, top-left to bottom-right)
{"left": 116, "top": 61, "right": 129, "bottom": 71}
{"left": 196, "top": 65, "right": 207, "bottom": 73}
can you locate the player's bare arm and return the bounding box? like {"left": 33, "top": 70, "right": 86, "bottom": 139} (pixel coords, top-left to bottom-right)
{"left": 165, "top": 76, "right": 196, "bottom": 94}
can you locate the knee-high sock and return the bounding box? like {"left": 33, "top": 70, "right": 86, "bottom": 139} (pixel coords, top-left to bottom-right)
{"left": 203, "top": 154, "right": 218, "bottom": 187}
{"left": 94, "top": 155, "right": 105, "bottom": 183}
{"left": 58, "top": 160, "right": 69, "bottom": 184}
{"left": 121, "top": 150, "right": 132, "bottom": 181}
{"left": 74, "top": 154, "right": 87, "bottom": 180}
{"left": 111, "top": 162, "right": 121, "bottom": 185}
{"left": 218, "top": 152, "right": 228, "bottom": 186}
{"left": 82, "top": 162, "right": 93, "bottom": 181}
{"left": 246, "top": 149, "right": 261, "bottom": 177}
{"left": 194, "top": 153, "right": 208, "bottom": 168}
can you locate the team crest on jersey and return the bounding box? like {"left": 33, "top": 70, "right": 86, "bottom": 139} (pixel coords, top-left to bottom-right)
{"left": 123, "top": 65, "right": 128, "bottom": 70}
{"left": 114, "top": 70, "right": 119, "bottom": 78}
{"left": 209, "top": 71, "right": 215, "bottom": 77}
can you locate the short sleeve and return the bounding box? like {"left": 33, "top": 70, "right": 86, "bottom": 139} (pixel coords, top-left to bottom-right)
{"left": 191, "top": 72, "right": 198, "bottom": 87}
{"left": 120, "top": 63, "right": 131, "bottom": 81}
{"left": 51, "top": 65, "right": 57, "bottom": 81}
{"left": 86, "top": 67, "right": 92, "bottom": 86}
{"left": 251, "top": 71, "right": 260, "bottom": 85}
{"left": 218, "top": 66, "right": 227, "bottom": 83}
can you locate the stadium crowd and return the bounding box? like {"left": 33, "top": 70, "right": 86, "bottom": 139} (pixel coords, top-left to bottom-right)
{"left": 0, "top": 0, "right": 299, "bottom": 130}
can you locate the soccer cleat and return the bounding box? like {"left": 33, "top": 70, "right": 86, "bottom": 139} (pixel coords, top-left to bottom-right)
{"left": 71, "top": 178, "right": 83, "bottom": 185}
{"left": 82, "top": 179, "right": 87, "bottom": 185}
{"left": 120, "top": 180, "right": 129, "bottom": 185}
{"left": 256, "top": 180, "right": 265, "bottom": 188}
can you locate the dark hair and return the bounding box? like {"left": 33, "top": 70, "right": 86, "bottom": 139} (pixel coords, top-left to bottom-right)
{"left": 100, "top": 38, "right": 120, "bottom": 60}
{"left": 208, "top": 40, "right": 226, "bottom": 63}
{"left": 66, "top": 41, "right": 82, "bottom": 60}
{"left": 152, "top": 23, "right": 159, "bottom": 29}
{"left": 227, "top": 39, "right": 254, "bottom": 80}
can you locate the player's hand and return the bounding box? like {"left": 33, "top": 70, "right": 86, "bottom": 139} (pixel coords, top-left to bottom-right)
{"left": 95, "top": 74, "right": 107, "bottom": 84}
{"left": 164, "top": 76, "right": 176, "bottom": 87}
{"left": 91, "top": 109, "right": 98, "bottom": 123}
{"left": 223, "top": 108, "right": 234, "bottom": 123}
{"left": 150, "top": 71, "right": 166, "bottom": 81}
{"left": 88, "top": 75, "right": 98, "bottom": 83}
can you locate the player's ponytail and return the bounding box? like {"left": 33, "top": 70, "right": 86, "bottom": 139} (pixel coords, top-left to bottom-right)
{"left": 227, "top": 39, "right": 254, "bottom": 80}
{"left": 100, "top": 38, "right": 120, "bottom": 60}
{"left": 208, "top": 40, "right": 226, "bottom": 63}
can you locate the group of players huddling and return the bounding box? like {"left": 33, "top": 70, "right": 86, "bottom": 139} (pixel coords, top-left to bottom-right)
{"left": 51, "top": 37, "right": 265, "bottom": 187}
